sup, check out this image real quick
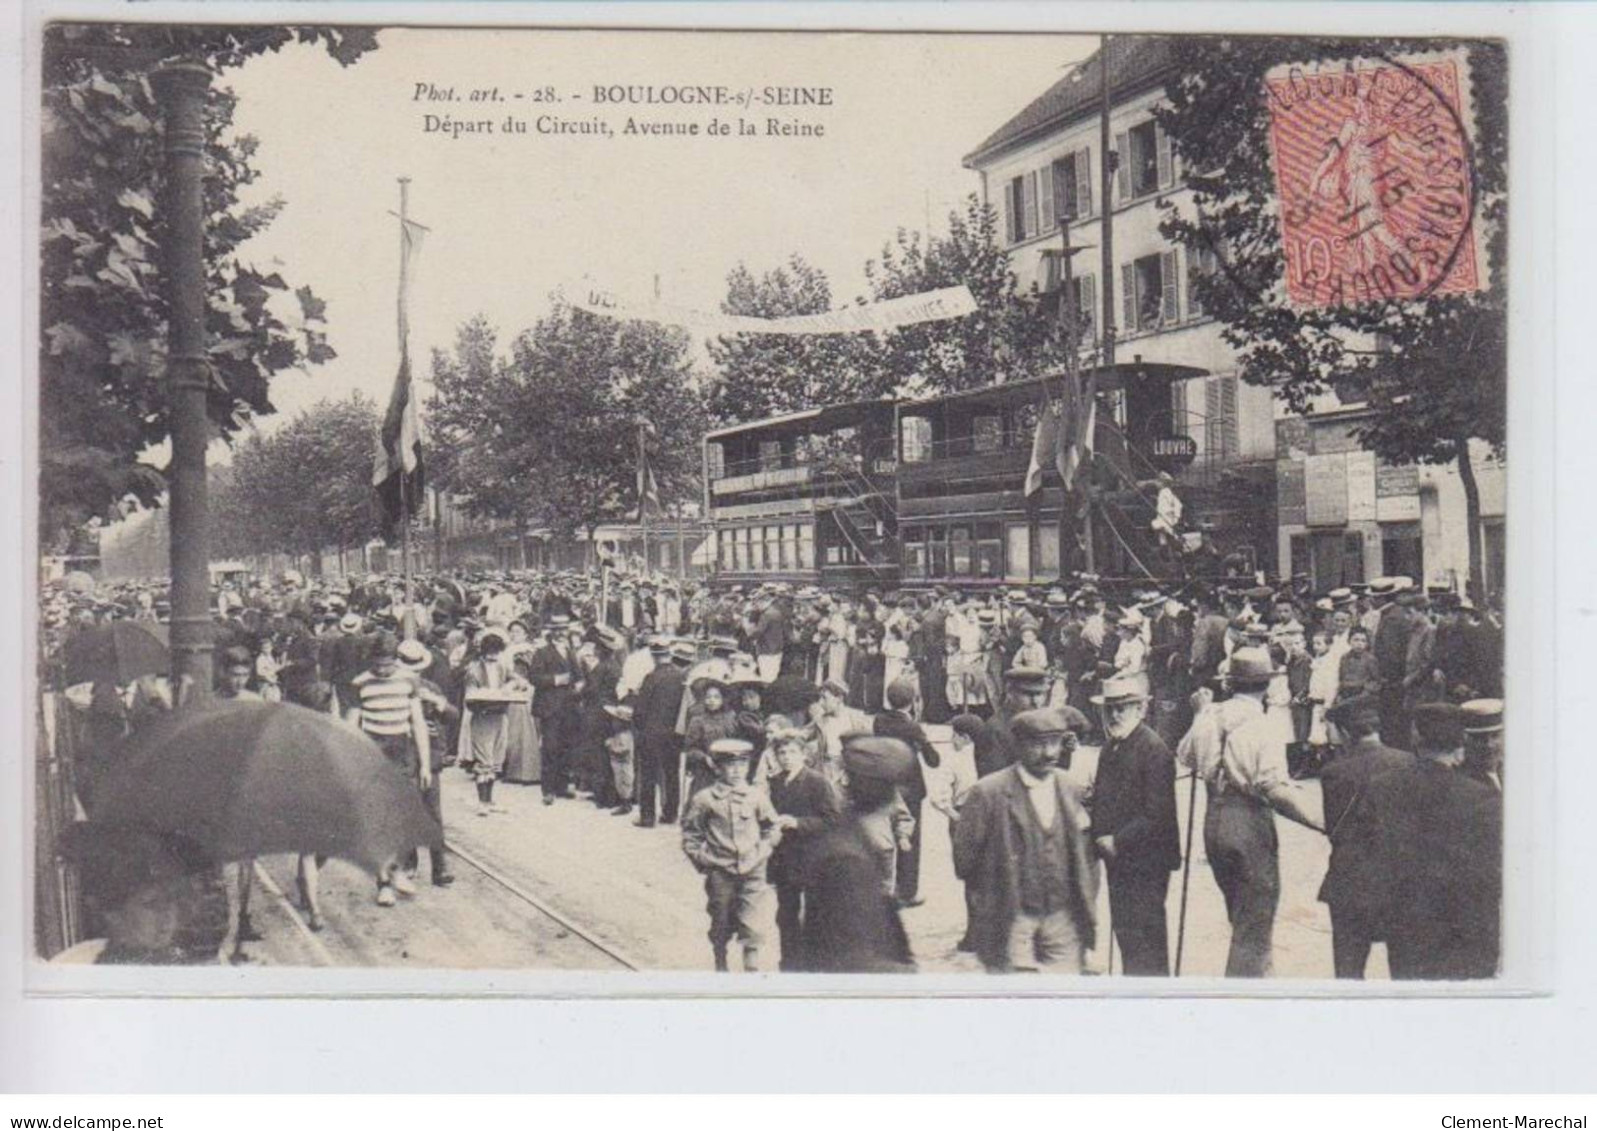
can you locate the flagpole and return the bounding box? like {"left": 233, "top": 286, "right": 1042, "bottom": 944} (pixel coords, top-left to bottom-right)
{"left": 638, "top": 420, "right": 650, "bottom": 579}
{"left": 1089, "top": 32, "right": 1116, "bottom": 578}
{"left": 1059, "top": 214, "right": 1078, "bottom": 581}
{"left": 398, "top": 175, "right": 415, "bottom": 638}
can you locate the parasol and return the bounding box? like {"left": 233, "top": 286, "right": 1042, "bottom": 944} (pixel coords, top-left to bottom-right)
{"left": 92, "top": 701, "right": 440, "bottom": 875}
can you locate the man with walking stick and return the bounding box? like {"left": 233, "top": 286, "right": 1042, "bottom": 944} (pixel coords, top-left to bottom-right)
{"left": 1087, "top": 676, "right": 1181, "bottom": 975}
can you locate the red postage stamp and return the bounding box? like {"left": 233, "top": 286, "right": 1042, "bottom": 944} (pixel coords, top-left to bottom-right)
{"left": 1265, "top": 54, "right": 1481, "bottom": 309}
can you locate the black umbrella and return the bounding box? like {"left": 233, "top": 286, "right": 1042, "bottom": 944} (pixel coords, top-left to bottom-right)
{"left": 63, "top": 621, "right": 170, "bottom": 686}
{"left": 93, "top": 701, "right": 440, "bottom": 875}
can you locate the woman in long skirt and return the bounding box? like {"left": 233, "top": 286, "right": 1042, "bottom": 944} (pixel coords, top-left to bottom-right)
{"left": 499, "top": 622, "right": 543, "bottom": 785}
{"left": 463, "top": 631, "right": 516, "bottom": 815}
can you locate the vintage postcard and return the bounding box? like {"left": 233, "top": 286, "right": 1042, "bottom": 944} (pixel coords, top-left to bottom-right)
{"left": 28, "top": 19, "right": 1516, "bottom": 994}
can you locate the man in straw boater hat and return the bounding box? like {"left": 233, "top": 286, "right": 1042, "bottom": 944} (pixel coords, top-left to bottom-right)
{"left": 1087, "top": 676, "right": 1181, "bottom": 976}
{"left": 1177, "top": 646, "right": 1323, "bottom": 977}
{"left": 1460, "top": 698, "right": 1504, "bottom": 793}
{"left": 526, "top": 611, "right": 583, "bottom": 805}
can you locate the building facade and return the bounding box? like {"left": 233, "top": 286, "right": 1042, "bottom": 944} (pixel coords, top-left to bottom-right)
{"left": 964, "top": 35, "right": 1504, "bottom": 594}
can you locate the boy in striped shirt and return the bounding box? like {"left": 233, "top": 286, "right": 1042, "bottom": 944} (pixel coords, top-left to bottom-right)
{"left": 347, "top": 632, "right": 432, "bottom": 907}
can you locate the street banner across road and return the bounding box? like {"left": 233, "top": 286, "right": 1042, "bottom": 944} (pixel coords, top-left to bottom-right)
{"left": 566, "top": 281, "right": 977, "bottom": 336}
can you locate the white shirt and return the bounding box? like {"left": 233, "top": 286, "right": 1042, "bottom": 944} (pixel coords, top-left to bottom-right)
{"left": 617, "top": 647, "right": 656, "bottom": 699}
{"left": 1017, "top": 765, "right": 1059, "bottom": 831}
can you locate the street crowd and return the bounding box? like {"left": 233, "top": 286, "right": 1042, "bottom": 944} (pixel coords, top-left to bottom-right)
{"left": 41, "top": 563, "right": 1505, "bottom": 978}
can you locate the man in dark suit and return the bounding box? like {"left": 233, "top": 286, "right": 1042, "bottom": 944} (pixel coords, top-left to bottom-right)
{"left": 872, "top": 678, "right": 942, "bottom": 908}
{"left": 1316, "top": 695, "right": 1415, "bottom": 978}
{"left": 954, "top": 708, "right": 1099, "bottom": 973}
{"left": 801, "top": 737, "right": 916, "bottom": 973}
{"left": 765, "top": 728, "right": 842, "bottom": 971}
{"left": 526, "top": 614, "right": 582, "bottom": 804}
{"left": 1087, "top": 677, "right": 1182, "bottom": 975}
{"left": 1371, "top": 581, "right": 1418, "bottom": 746}
{"left": 1356, "top": 702, "right": 1502, "bottom": 979}
{"left": 632, "top": 638, "right": 691, "bottom": 826}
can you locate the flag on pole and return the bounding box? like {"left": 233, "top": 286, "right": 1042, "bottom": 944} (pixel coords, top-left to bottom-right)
{"left": 1023, "top": 374, "right": 1096, "bottom": 498}
{"left": 1024, "top": 395, "right": 1060, "bottom": 498}
{"left": 373, "top": 213, "right": 427, "bottom": 537}
{"left": 1059, "top": 368, "right": 1096, "bottom": 493}
{"left": 637, "top": 446, "right": 661, "bottom": 520}
{"left": 373, "top": 351, "right": 425, "bottom": 537}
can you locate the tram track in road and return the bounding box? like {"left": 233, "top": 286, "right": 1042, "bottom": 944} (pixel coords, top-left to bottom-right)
{"left": 444, "top": 841, "right": 642, "bottom": 971}
{"left": 250, "top": 844, "right": 641, "bottom": 972}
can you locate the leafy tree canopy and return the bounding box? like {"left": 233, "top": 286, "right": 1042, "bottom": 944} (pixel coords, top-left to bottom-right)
{"left": 429, "top": 306, "right": 707, "bottom": 540}
{"left": 214, "top": 393, "right": 382, "bottom": 560}
{"left": 39, "top": 23, "right": 380, "bottom": 551}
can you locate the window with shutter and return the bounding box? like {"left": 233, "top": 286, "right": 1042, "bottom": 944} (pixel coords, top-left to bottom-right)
{"left": 1170, "top": 379, "right": 1188, "bottom": 438}
{"left": 1221, "top": 375, "right": 1239, "bottom": 457}
{"left": 1076, "top": 147, "right": 1092, "bottom": 217}
{"left": 1079, "top": 274, "right": 1096, "bottom": 342}
{"left": 1156, "top": 123, "right": 1174, "bottom": 189}
{"left": 1203, "top": 376, "right": 1222, "bottom": 459}
{"left": 1008, "top": 176, "right": 1024, "bottom": 243}
{"left": 1120, "top": 262, "right": 1136, "bottom": 332}
{"left": 1022, "top": 172, "right": 1038, "bottom": 239}
{"left": 1160, "top": 249, "right": 1179, "bottom": 323}
{"left": 1051, "top": 156, "right": 1073, "bottom": 224}
{"left": 1039, "top": 163, "right": 1055, "bottom": 234}
{"left": 1115, "top": 131, "right": 1130, "bottom": 202}
{"left": 1187, "top": 248, "right": 1205, "bottom": 318}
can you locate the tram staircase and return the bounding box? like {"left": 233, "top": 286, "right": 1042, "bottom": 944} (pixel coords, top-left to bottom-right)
{"left": 818, "top": 456, "right": 899, "bottom": 578}
{"left": 1089, "top": 418, "right": 1184, "bottom": 583}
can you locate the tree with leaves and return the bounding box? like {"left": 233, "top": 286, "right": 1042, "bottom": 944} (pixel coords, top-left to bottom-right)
{"left": 429, "top": 305, "right": 707, "bottom": 552}
{"left": 216, "top": 393, "right": 383, "bottom": 569}
{"left": 864, "top": 193, "right": 1060, "bottom": 397}
{"left": 1155, "top": 35, "right": 1507, "bottom": 597}
{"left": 704, "top": 255, "right": 882, "bottom": 424}
{"left": 38, "top": 24, "right": 379, "bottom": 551}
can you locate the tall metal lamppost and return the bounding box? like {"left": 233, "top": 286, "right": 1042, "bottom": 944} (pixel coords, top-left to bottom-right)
{"left": 152, "top": 60, "right": 215, "bottom": 700}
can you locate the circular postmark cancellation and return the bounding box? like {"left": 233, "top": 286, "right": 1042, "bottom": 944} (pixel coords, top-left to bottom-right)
{"left": 1263, "top": 52, "right": 1482, "bottom": 310}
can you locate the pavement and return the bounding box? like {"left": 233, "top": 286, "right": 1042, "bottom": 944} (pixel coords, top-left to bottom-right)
{"left": 240, "top": 753, "right": 1387, "bottom": 979}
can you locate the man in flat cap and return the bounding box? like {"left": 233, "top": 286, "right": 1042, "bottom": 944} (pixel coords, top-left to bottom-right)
{"left": 954, "top": 707, "right": 1098, "bottom": 973}
{"left": 1357, "top": 702, "right": 1502, "bottom": 979}
{"left": 800, "top": 736, "right": 916, "bottom": 973}
{"left": 1316, "top": 695, "right": 1414, "bottom": 978}
{"left": 1088, "top": 677, "right": 1181, "bottom": 975}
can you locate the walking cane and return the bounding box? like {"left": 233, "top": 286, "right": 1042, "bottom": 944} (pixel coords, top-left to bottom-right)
{"left": 1173, "top": 767, "right": 1200, "bottom": 976}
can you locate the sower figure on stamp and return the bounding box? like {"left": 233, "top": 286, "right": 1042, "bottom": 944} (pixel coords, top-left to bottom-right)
{"left": 1178, "top": 647, "right": 1324, "bottom": 977}
{"left": 1087, "top": 676, "right": 1181, "bottom": 976}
